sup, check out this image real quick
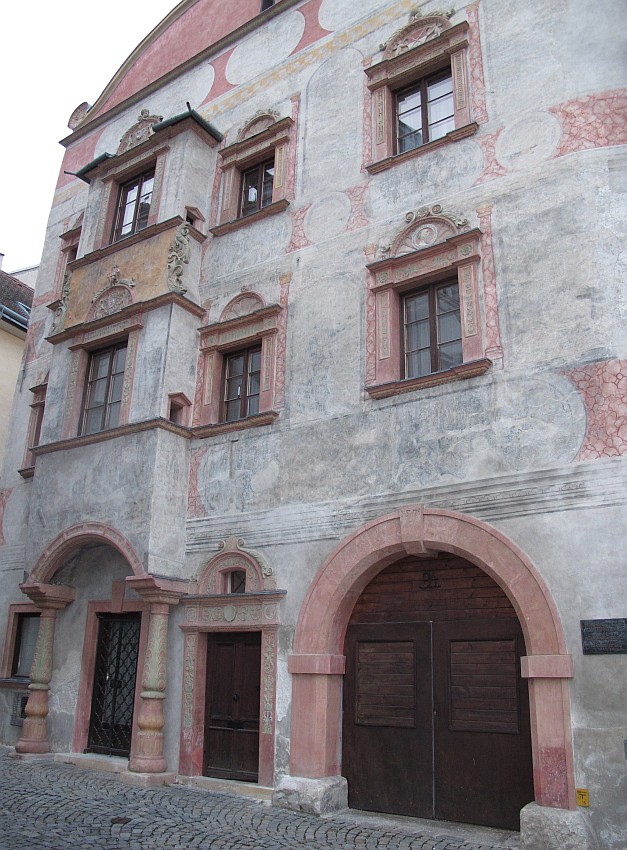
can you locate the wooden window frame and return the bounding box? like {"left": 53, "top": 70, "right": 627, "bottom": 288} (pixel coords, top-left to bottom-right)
{"left": 402, "top": 278, "right": 463, "bottom": 379}
{"left": 222, "top": 344, "right": 263, "bottom": 423}
{"left": 111, "top": 168, "right": 156, "bottom": 242}
{"left": 365, "top": 19, "right": 477, "bottom": 174}
{"left": 239, "top": 159, "right": 275, "bottom": 218}
{"left": 80, "top": 340, "right": 129, "bottom": 436}
{"left": 396, "top": 69, "right": 455, "bottom": 154}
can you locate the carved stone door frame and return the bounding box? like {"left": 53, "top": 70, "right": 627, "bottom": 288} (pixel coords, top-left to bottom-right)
{"left": 179, "top": 591, "right": 284, "bottom": 786}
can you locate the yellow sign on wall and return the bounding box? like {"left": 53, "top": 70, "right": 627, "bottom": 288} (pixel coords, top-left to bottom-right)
{"left": 576, "top": 788, "right": 590, "bottom": 807}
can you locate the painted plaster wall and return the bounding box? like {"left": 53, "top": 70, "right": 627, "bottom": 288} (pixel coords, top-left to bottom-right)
{"left": 0, "top": 0, "right": 625, "bottom": 846}
{"left": 0, "top": 329, "right": 25, "bottom": 473}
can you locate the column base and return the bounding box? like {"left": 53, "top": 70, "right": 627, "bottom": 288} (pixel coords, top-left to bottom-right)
{"left": 120, "top": 770, "right": 176, "bottom": 788}
{"left": 272, "top": 775, "right": 348, "bottom": 815}
{"left": 8, "top": 750, "right": 54, "bottom": 761}
{"left": 520, "top": 803, "right": 598, "bottom": 850}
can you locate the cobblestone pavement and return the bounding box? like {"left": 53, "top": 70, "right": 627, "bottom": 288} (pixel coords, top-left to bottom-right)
{"left": 0, "top": 753, "right": 521, "bottom": 850}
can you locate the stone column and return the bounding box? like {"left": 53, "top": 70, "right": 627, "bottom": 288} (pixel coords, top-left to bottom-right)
{"left": 129, "top": 602, "right": 172, "bottom": 773}
{"left": 125, "top": 575, "right": 187, "bottom": 777}
{"left": 15, "top": 584, "right": 75, "bottom": 755}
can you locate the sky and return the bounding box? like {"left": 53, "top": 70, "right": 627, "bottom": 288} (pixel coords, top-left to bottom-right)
{"left": 1, "top": 0, "right": 180, "bottom": 275}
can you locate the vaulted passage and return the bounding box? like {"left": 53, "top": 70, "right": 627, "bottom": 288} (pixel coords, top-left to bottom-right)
{"left": 342, "top": 554, "right": 534, "bottom": 830}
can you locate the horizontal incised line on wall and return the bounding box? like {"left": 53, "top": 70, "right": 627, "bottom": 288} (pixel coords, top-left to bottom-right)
{"left": 186, "top": 458, "right": 627, "bottom": 551}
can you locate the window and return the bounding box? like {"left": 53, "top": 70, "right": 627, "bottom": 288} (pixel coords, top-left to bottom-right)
{"left": 212, "top": 114, "right": 294, "bottom": 235}
{"left": 11, "top": 613, "right": 39, "bottom": 678}
{"left": 365, "top": 15, "right": 477, "bottom": 173}
{"left": 81, "top": 342, "right": 127, "bottom": 435}
{"left": 196, "top": 288, "right": 289, "bottom": 433}
{"left": 20, "top": 380, "right": 47, "bottom": 474}
{"left": 112, "top": 169, "right": 155, "bottom": 241}
{"left": 240, "top": 159, "right": 274, "bottom": 217}
{"left": 226, "top": 570, "right": 247, "bottom": 594}
{"left": 397, "top": 71, "right": 455, "bottom": 154}
{"left": 223, "top": 346, "right": 262, "bottom": 422}
{"left": 403, "top": 280, "right": 462, "bottom": 378}
{"left": 261, "top": 0, "right": 275, "bottom": 10}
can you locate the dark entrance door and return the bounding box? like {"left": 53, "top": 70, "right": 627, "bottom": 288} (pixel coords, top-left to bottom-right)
{"left": 87, "top": 612, "right": 141, "bottom": 757}
{"left": 203, "top": 631, "right": 261, "bottom": 782}
{"left": 342, "top": 555, "right": 534, "bottom": 830}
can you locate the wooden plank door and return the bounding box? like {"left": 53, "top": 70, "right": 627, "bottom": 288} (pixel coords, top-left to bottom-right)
{"left": 342, "top": 622, "right": 433, "bottom": 817}
{"left": 433, "top": 618, "right": 533, "bottom": 829}
{"left": 203, "top": 632, "right": 261, "bottom": 782}
{"left": 87, "top": 613, "right": 141, "bottom": 757}
{"left": 342, "top": 618, "right": 533, "bottom": 828}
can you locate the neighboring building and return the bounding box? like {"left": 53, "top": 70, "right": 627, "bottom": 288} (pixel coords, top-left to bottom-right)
{"left": 0, "top": 262, "right": 33, "bottom": 472}
{"left": 0, "top": 2, "right": 625, "bottom": 848}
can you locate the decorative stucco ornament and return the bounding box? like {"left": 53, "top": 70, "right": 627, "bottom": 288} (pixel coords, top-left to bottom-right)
{"left": 117, "top": 109, "right": 163, "bottom": 154}
{"left": 51, "top": 270, "right": 72, "bottom": 334}
{"left": 167, "top": 223, "right": 191, "bottom": 294}
{"left": 88, "top": 266, "right": 136, "bottom": 321}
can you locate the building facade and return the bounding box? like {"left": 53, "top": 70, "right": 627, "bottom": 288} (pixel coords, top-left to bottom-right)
{"left": 1, "top": 1, "right": 625, "bottom": 847}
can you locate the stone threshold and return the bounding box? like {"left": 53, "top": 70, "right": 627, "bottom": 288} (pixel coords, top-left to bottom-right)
{"left": 175, "top": 774, "right": 272, "bottom": 803}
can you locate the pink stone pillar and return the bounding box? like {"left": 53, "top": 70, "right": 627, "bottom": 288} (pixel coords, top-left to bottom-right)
{"left": 15, "top": 583, "right": 75, "bottom": 755}
{"left": 129, "top": 602, "right": 171, "bottom": 773}
{"left": 288, "top": 654, "right": 346, "bottom": 778}
{"left": 15, "top": 608, "right": 58, "bottom": 754}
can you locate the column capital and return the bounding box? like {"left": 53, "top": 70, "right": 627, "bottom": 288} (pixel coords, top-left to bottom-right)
{"left": 19, "top": 582, "right": 76, "bottom": 609}
{"left": 126, "top": 574, "right": 188, "bottom": 605}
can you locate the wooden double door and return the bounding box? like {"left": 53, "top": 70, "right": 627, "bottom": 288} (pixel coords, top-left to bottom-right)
{"left": 343, "top": 617, "right": 533, "bottom": 829}
{"left": 203, "top": 632, "right": 261, "bottom": 782}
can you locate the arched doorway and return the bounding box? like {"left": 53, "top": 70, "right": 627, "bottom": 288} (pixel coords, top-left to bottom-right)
{"left": 342, "top": 551, "right": 533, "bottom": 829}
{"left": 287, "top": 507, "right": 576, "bottom": 823}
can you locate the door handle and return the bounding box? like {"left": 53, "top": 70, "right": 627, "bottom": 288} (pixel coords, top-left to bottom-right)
{"left": 232, "top": 693, "right": 240, "bottom": 702}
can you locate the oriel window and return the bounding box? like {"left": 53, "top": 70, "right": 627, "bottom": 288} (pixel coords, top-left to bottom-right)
{"left": 81, "top": 342, "right": 128, "bottom": 435}
{"left": 112, "top": 170, "right": 155, "bottom": 241}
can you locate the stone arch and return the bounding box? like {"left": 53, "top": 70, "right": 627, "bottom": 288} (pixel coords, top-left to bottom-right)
{"left": 288, "top": 506, "right": 576, "bottom": 811}
{"left": 25, "top": 522, "right": 146, "bottom": 587}
{"left": 192, "top": 535, "right": 276, "bottom": 594}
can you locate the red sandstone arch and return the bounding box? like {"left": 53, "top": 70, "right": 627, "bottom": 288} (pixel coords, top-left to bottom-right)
{"left": 25, "top": 522, "right": 146, "bottom": 586}
{"left": 288, "top": 506, "right": 576, "bottom": 811}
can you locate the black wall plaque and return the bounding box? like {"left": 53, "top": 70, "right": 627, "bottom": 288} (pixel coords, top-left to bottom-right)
{"left": 581, "top": 619, "right": 627, "bottom": 655}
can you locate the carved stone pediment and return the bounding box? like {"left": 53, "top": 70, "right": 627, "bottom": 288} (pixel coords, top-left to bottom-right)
{"left": 117, "top": 108, "right": 164, "bottom": 154}
{"left": 388, "top": 206, "right": 471, "bottom": 258}
{"left": 220, "top": 292, "right": 265, "bottom": 322}
{"left": 381, "top": 12, "right": 453, "bottom": 60}
{"left": 237, "top": 109, "right": 281, "bottom": 142}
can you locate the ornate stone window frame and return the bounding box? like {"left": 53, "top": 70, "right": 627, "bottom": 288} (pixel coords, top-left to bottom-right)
{"left": 211, "top": 113, "right": 294, "bottom": 236}
{"left": 19, "top": 378, "right": 48, "bottom": 477}
{"left": 0, "top": 603, "right": 41, "bottom": 684}
{"left": 365, "top": 15, "right": 477, "bottom": 173}
{"left": 194, "top": 292, "right": 284, "bottom": 433}
{"left": 365, "top": 207, "right": 491, "bottom": 399}
{"left": 179, "top": 538, "right": 285, "bottom": 786}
